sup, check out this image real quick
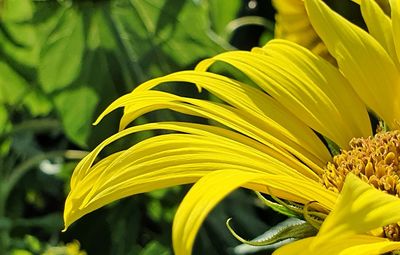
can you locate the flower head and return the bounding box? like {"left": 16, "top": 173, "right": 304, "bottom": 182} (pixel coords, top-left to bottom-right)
{"left": 64, "top": 0, "right": 400, "bottom": 254}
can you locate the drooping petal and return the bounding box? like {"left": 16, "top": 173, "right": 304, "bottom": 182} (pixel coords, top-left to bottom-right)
{"left": 64, "top": 122, "right": 337, "bottom": 230}
{"left": 96, "top": 71, "right": 331, "bottom": 172}
{"left": 172, "top": 170, "right": 335, "bottom": 255}
{"left": 305, "top": 0, "right": 400, "bottom": 128}
{"left": 172, "top": 170, "right": 260, "bottom": 255}
{"left": 196, "top": 40, "right": 371, "bottom": 148}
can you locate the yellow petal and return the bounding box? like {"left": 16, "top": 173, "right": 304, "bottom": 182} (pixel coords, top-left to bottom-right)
{"left": 96, "top": 71, "right": 330, "bottom": 172}
{"left": 172, "top": 170, "right": 259, "bottom": 255}
{"left": 275, "top": 174, "right": 400, "bottom": 255}
{"left": 274, "top": 235, "right": 400, "bottom": 255}
{"left": 314, "top": 174, "right": 400, "bottom": 247}
{"left": 272, "top": 0, "right": 332, "bottom": 61}
{"left": 172, "top": 170, "right": 335, "bottom": 255}
{"left": 64, "top": 122, "right": 336, "bottom": 230}
{"left": 305, "top": 0, "right": 400, "bottom": 128}
{"left": 273, "top": 237, "right": 313, "bottom": 255}
{"left": 196, "top": 40, "right": 371, "bottom": 148}
{"left": 361, "top": 0, "right": 399, "bottom": 68}
{"left": 390, "top": 0, "right": 400, "bottom": 65}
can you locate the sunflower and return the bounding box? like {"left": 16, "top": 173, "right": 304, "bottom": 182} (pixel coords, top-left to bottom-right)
{"left": 64, "top": 0, "right": 400, "bottom": 254}
{"left": 272, "top": 0, "right": 331, "bottom": 60}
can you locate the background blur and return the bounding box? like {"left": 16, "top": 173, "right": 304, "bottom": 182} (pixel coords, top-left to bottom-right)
{"left": 0, "top": 0, "right": 362, "bottom": 254}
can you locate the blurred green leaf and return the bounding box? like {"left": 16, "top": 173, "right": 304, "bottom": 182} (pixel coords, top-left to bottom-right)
{"left": 0, "top": 61, "right": 29, "bottom": 105}
{"left": 0, "top": 106, "right": 11, "bottom": 155}
{"left": 207, "top": 0, "right": 241, "bottom": 39}
{"left": 139, "top": 241, "right": 170, "bottom": 255}
{"left": 53, "top": 86, "right": 98, "bottom": 147}
{"left": 1, "top": 0, "right": 37, "bottom": 67}
{"left": 34, "top": 0, "right": 236, "bottom": 146}
{"left": 38, "top": 7, "right": 85, "bottom": 93}
{"left": 22, "top": 88, "right": 52, "bottom": 116}
{"left": 0, "top": 106, "right": 10, "bottom": 135}
{"left": 11, "top": 250, "right": 33, "bottom": 255}
{"left": 2, "top": 0, "right": 34, "bottom": 22}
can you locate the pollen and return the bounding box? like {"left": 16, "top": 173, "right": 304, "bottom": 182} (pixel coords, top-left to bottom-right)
{"left": 321, "top": 130, "right": 400, "bottom": 240}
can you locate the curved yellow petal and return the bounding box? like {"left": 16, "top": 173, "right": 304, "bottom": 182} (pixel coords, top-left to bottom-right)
{"left": 172, "top": 170, "right": 259, "bottom": 255}
{"left": 64, "top": 122, "right": 336, "bottom": 230}
{"left": 196, "top": 40, "right": 371, "bottom": 148}
{"left": 97, "top": 71, "right": 330, "bottom": 172}
{"left": 172, "top": 170, "right": 335, "bottom": 255}
{"left": 275, "top": 174, "right": 400, "bottom": 255}
{"left": 390, "top": 0, "right": 400, "bottom": 65}
{"left": 305, "top": 0, "right": 400, "bottom": 128}
{"left": 314, "top": 174, "right": 400, "bottom": 247}
{"left": 274, "top": 235, "right": 400, "bottom": 255}
{"left": 272, "top": 0, "right": 332, "bottom": 61}
{"left": 361, "top": 0, "right": 399, "bottom": 68}
{"left": 340, "top": 239, "right": 400, "bottom": 255}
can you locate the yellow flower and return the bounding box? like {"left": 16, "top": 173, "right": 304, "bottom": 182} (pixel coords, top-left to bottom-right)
{"left": 64, "top": 0, "right": 400, "bottom": 254}
{"left": 272, "top": 0, "right": 331, "bottom": 60}
{"left": 43, "top": 240, "right": 87, "bottom": 255}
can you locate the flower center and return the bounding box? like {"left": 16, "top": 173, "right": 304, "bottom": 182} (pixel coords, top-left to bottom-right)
{"left": 321, "top": 130, "right": 400, "bottom": 240}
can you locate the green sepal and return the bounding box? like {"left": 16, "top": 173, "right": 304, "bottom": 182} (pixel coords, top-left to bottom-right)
{"left": 254, "top": 191, "right": 300, "bottom": 218}
{"left": 227, "top": 218, "right": 317, "bottom": 247}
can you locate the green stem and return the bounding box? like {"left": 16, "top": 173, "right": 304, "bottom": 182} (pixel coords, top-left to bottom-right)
{"left": 0, "top": 118, "right": 61, "bottom": 145}
{"left": 0, "top": 149, "right": 87, "bottom": 253}
{"left": 4, "top": 150, "right": 88, "bottom": 198}
{"left": 4, "top": 118, "right": 60, "bottom": 136}
{"left": 226, "top": 16, "right": 274, "bottom": 36}
{"left": 0, "top": 150, "right": 87, "bottom": 254}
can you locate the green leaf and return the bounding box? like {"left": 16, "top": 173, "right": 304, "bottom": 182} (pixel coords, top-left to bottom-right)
{"left": 207, "top": 0, "right": 241, "bottom": 39}
{"left": 40, "top": 0, "right": 238, "bottom": 146}
{"left": 0, "top": 61, "right": 29, "bottom": 105}
{"left": 22, "top": 88, "right": 52, "bottom": 116}
{"left": 54, "top": 86, "right": 98, "bottom": 147}
{"left": 0, "top": 106, "right": 11, "bottom": 155}
{"left": 2, "top": 0, "right": 34, "bottom": 22}
{"left": 38, "top": 7, "right": 85, "bottom": 93}
{"left": 1, "top": 0, "right": 37, "bottom": 69}
{"left": 109, "top": 0, "right": 229, "bottom": 79}
{"left": 139, "top": 241, "right": 170, "bottom": 255}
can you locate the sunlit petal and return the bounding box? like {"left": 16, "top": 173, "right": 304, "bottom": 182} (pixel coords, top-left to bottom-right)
{"left": 172, "top": 170, "right": 334, "bottom": 255}
{"left": 272, "top": 0, "right": 332, "bottom": 61}
{"left": 361, "top": 0, "right": 399, "bottom": 68}
{"left": 196, "top": 40, "right": 371, "bottom": 148}
{"left": 96, "top": 72, "right": 330, "bottom": 172}
{"left": 305, "top": 0, "right": 400, "bottom": 128}
{"left": 64, "top": 122, "right": 337, "bottom": 230}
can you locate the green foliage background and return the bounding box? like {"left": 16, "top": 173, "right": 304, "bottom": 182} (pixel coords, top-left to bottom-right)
{"left": 0, "top": 0, "right": 278, "bottom": 254}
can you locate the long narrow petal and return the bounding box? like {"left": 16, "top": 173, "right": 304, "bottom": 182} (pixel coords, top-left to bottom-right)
{"left": 196, "top": 41, "right": 371, "bottom": 148}
{"left": 305, "top": 0, "right": 400, "bottom": 128}
{"left": 390, "top": 0, "right": 400, "bottom": 65}
{"left": 272, "top": 0, "right": 332, "bottom": 61}
{"left": 96, "top": 71, "right": 331, "bottom": 171}
{"left": 361, "top": 0, "right": 399, "bottom": 68}
{"left": 64, "top": 122, "right": 337, "bottom": 230}
{"left": 172, "top": 170, "right": 335, "bottom": 255}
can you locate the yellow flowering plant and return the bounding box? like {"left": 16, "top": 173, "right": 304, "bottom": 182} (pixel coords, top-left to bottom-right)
{"left": 64, "top": 0, "right": 400, "bottom": 254}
